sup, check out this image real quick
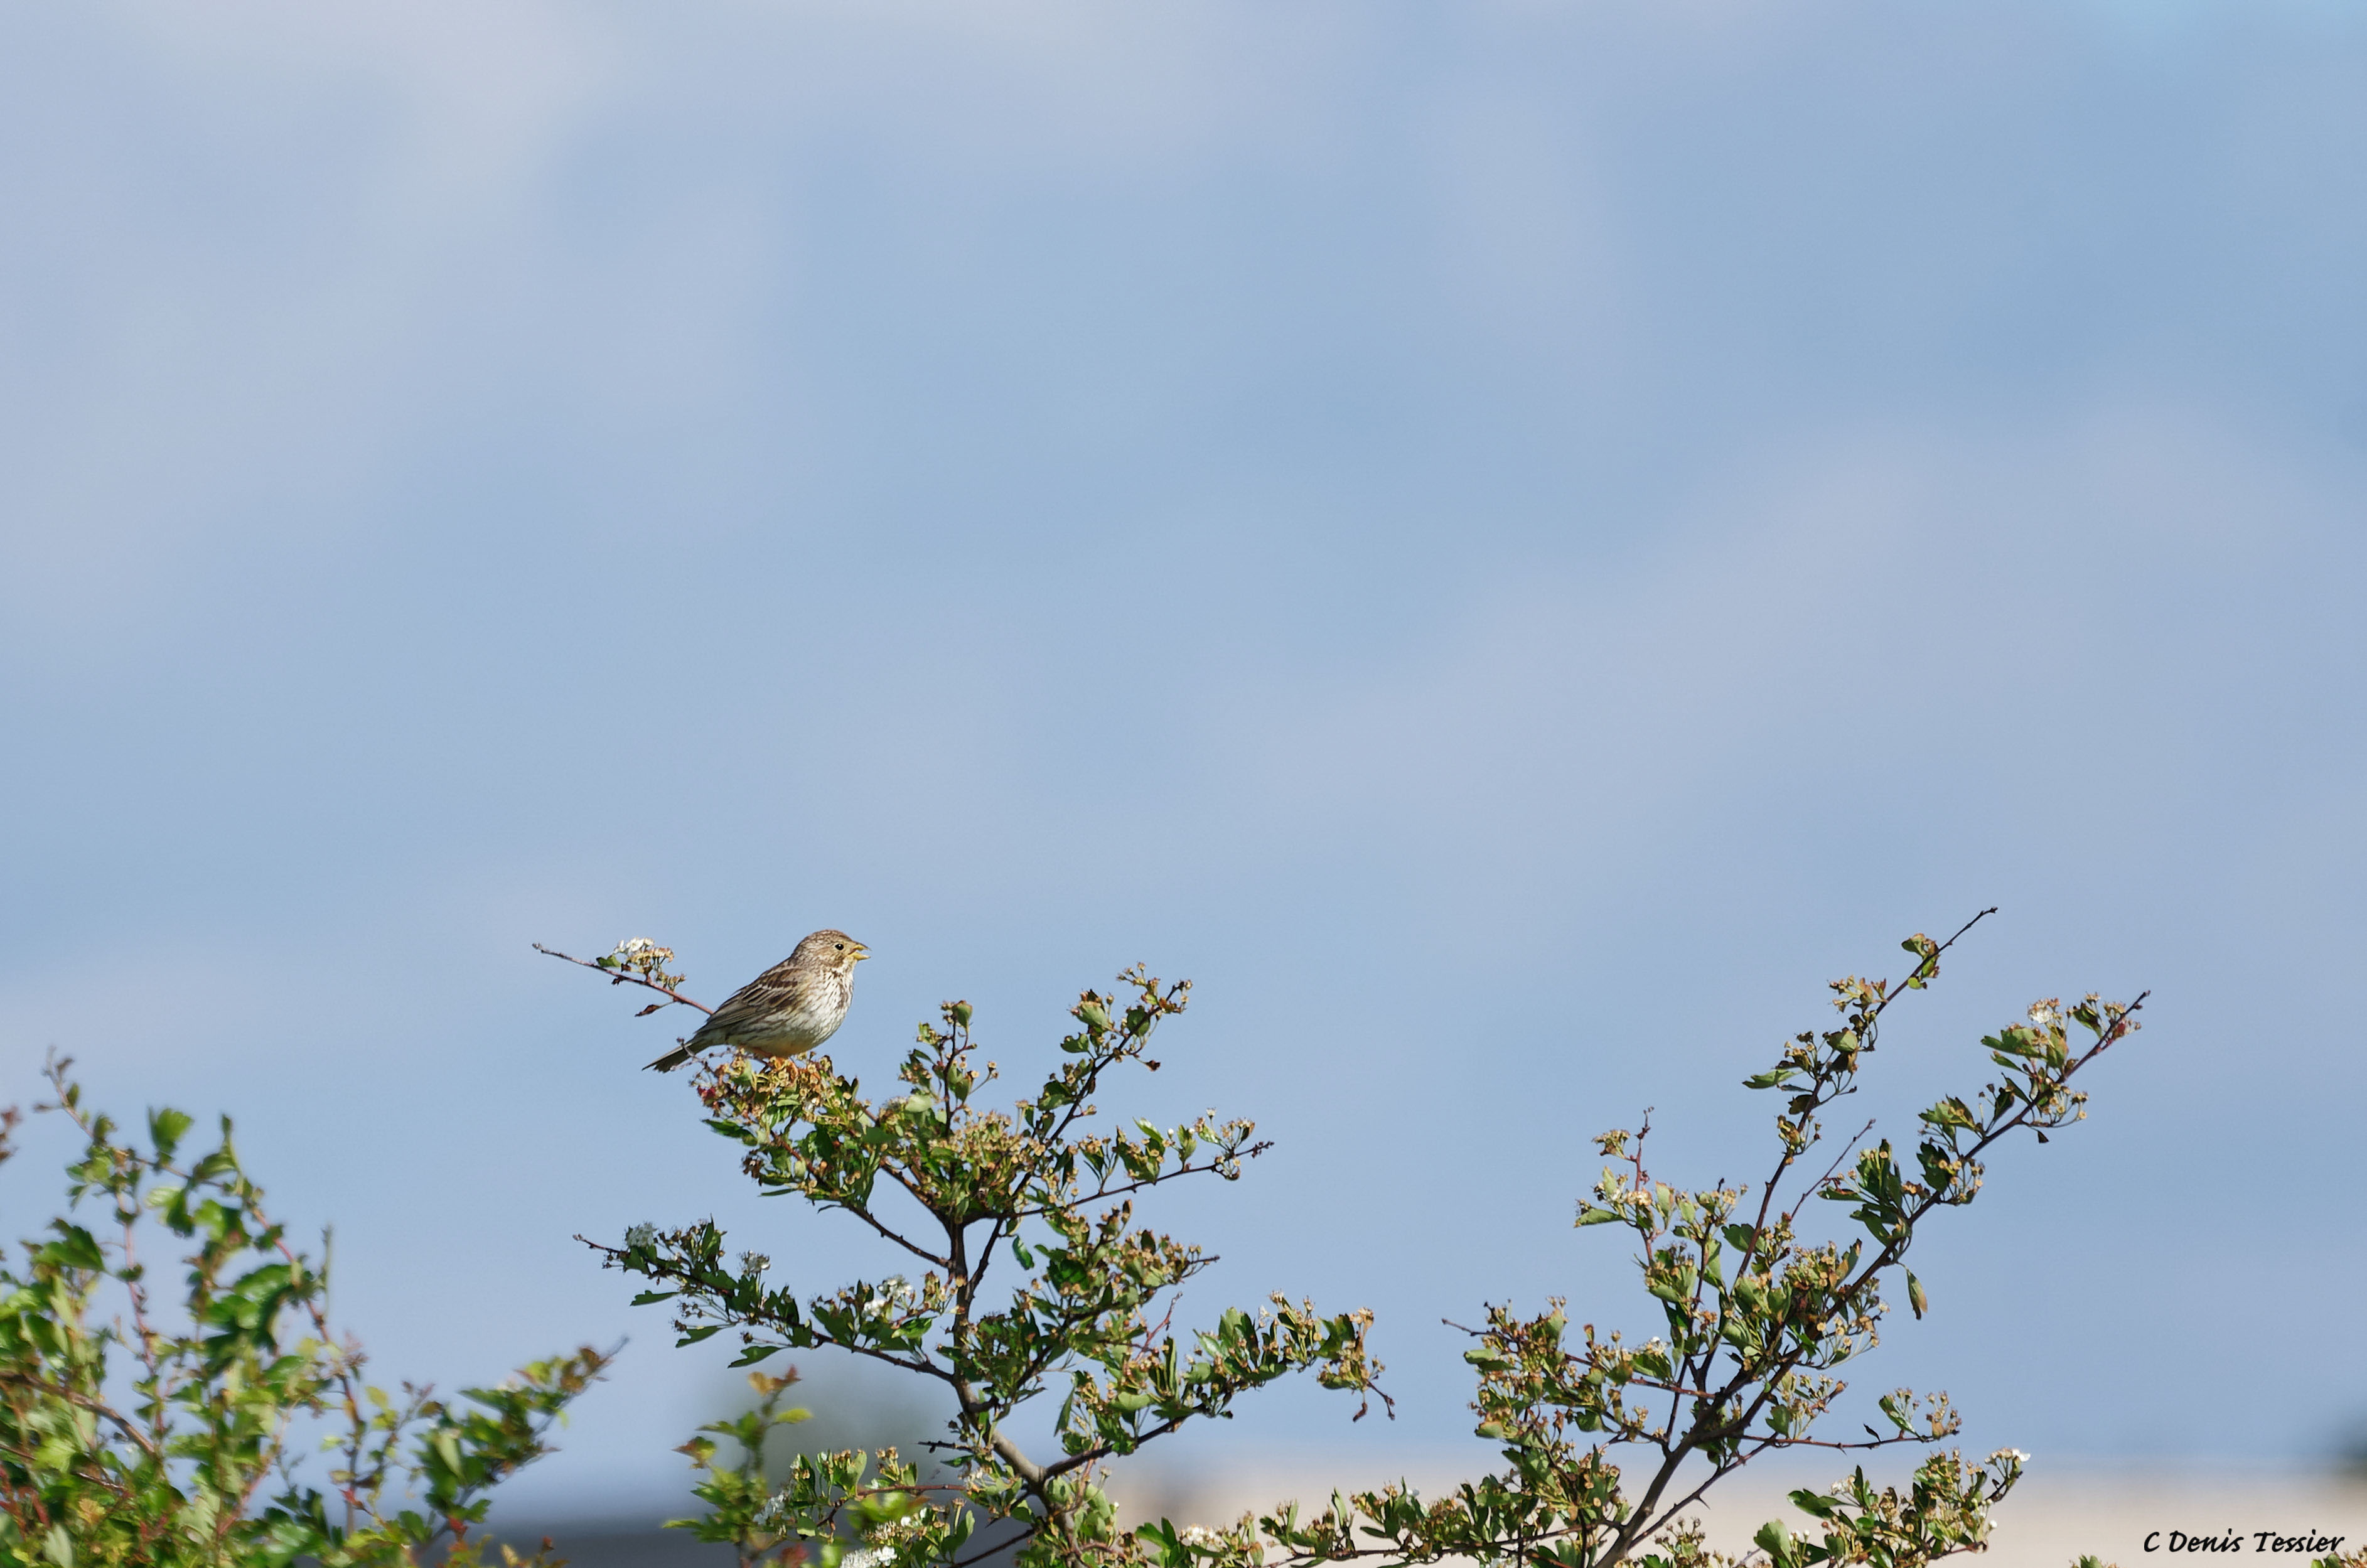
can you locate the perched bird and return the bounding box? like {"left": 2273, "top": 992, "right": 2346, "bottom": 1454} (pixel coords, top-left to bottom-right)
{"left": 645, "top": 929, "right": 869, "bottom": 1073}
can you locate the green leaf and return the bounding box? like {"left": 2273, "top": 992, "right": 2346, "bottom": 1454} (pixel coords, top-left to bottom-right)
{"left": 148, "top": 1107, "right": 193, "bottom": 1162}
{"left": 43, "top": 1225, "right": 106, "bottom": 1274}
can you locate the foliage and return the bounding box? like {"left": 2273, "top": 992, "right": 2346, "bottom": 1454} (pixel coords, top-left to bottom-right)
{"left": 666, "top": 1368, "right": 805, "bottom": 1567}
{"left": 562, "top": 918, "right": 2171, "bottom": 1568}
{"left": 670, "top": 1367, "right": 943, "bottom": 1568}
{"left": 0, "top": 1057, "right": 609, "bottom": 1568}
{"left": 559, "top": 943, "right": 1383, "bottom": 1568}
{"left": 1193, "top": 914, "right": 2141, "bottom": 1568}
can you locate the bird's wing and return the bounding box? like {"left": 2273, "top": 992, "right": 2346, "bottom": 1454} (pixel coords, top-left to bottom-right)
{"left": 688, "top": 957, "right": 807, "bottom": 1046}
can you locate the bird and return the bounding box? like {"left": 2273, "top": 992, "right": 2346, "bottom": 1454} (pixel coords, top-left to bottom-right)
{"left": 645, "top": 929, "right": 869, "bottom": 1073}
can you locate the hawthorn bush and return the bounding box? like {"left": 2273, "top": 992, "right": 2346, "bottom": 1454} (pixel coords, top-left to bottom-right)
{"left": 0, "top": 1058, "right": 608, "bottom": 1568}
{"left": 542, "top": 913, "right": 2257, "bottom": 1568}
{"left": 16, "top": 915, "right": 2338, "bottom": 1568}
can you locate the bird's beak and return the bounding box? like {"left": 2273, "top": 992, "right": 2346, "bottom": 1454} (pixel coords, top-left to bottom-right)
{"left": 852, "top": 946, "right": 871, "bottom": 961}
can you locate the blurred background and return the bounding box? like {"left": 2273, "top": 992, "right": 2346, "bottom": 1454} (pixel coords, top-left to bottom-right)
{"left": 3, "top": 0, "right": 2364, "bottom": 1558}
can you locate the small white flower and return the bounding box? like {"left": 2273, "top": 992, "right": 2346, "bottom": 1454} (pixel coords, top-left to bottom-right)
{"left": 609, "top": 937, "right": 676, "bottom": 970}
{"left": 624, "top": 1223, "right": 659, "bottom": 1249}
{"left": 842, "top": 1550, "right": 885, "bottom": 1568}
{"left": 1180, "top": 1527, "right": 1224, "bottom": 1550}
{"left": 2027, "top": 1002, "right": 2058, "bottom": 1028}
{"left": 864, "top": 1514, "right": 928, "bottom": 1549}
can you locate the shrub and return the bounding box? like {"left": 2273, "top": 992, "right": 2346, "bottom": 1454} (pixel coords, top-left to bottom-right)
{"left": 0, "top": 1058, "right": 607, "bottom": 1568}
{"left": 547, "top": 913, "right": 2198, "bottom": 1568}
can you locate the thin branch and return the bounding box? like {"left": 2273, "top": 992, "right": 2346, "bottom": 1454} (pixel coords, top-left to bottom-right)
{"left": 0, "top": 1373, "right": 164, "bottom": 1461}
{"left": 1006, "top": 1146, "right": 1275, "bottom": 1222}
{"left": 1779, "top": 1118, "right": 1879, "bottom": 1232}
{"left": 1729, "top": 909, "right": 1996, "bottom": 1330}
{"left": 534, "top": 943, "right": 714, "bottom": 1015}
{"left": 950, "top": 1522, "right": 1044, "bottom": 1568}
{"left": 1631, "top": 1457, "right": 1751, "bottom": 1555}
{"left": 1869, "top": 908, "right": 1999, "bottom": 1025}
{"left": 1749, "top": 1429, "right": 1943, "bottom": 1453}
{"left": 819, "top": 1338, "right": 954, "bottom": 1385}
{"left": 968, "top": 1215, "right": 1007, "bottom": 1297}
{"left": 820, "top": 1198, "right": 953, "bottom": 1272}
{"left": 1817, "top": 994, "right": 2145, "bottom": 1318}
{"left": 1622, "top": 1419, "right": 1955, "bottom": 1554}
{"left": 1038, "top": 1412, "right": 1189, "bottom": 1483}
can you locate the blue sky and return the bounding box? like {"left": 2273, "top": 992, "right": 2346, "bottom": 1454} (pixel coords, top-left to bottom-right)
{"left": 3, "top": 0, "right": 2363, "bottom": 1519}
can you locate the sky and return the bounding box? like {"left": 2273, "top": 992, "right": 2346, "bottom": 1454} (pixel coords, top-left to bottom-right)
{"left": 3, "top": 0, "right": 2364, "bottom": 1524}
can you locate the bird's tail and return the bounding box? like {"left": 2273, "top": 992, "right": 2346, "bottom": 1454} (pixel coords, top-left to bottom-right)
{"left": 645, "top": 1040, "right": 699, "bottom": 1073}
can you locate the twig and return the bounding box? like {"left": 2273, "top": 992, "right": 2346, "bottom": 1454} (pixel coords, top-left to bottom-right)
{"left": 0, "top": 1373, "right": 164, "bottom": 1461}
{"left": 1006, "top": 1147, "right": 1276, "bottom": 1222}
{"left": 1871, "top": 908, "right": 1998, "bottom": 1023}
{"left": 1779, "top": 1118, "right": 1879, "bottom": 1231}
{"left": 812, "top": 1200, "right": 954, "bottom": 1272}
{"left": 534, "top": 943, "right": 714, "bottom": 1015}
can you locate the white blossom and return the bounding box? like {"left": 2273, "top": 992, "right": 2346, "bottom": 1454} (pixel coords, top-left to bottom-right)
{"left": 865, "top": 1513, "right": 930, "bottom": 1548}
{"left": 624, "top": 1223, "right": 659, "bottom": 1249}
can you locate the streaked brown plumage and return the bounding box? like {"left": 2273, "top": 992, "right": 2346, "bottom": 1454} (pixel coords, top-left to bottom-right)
{"left": 645, "top": 929, "right": 869, "bottom": 1073}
